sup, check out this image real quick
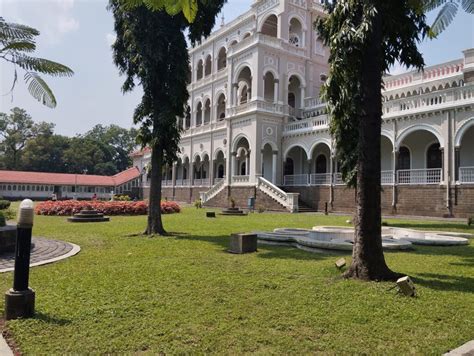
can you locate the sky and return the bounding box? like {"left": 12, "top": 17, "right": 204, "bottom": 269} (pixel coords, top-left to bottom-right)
{"left": 0, "top": 0, "right": 473, "bottom": 136}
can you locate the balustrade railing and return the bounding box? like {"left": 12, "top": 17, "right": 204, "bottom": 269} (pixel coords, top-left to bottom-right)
{"left": 257, "top": 177, "right": 299, "bottom": 212}
{"left": 397, "top": 168, "right": 442, "bottom": 185}
{"left": 192, "top": 178, "right": 210, "bottom": 187}
{"left": 381, "top": 170, "right": 395, "bottom": 185}
{"left": 310, "top": 173, "right": 332, "bottom": 186}
{"left": 283, "top": 174, "right": 309, "bottom": 186}
{"left": 459, "top": 167, "right": 474, "bottom": 183}
{"left": 232, "top": 175, "right": 250, "bottom": 184}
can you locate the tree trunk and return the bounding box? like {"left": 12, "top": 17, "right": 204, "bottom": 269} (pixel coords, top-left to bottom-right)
{"left": 344, "top": 11, "right": 400, "bottom": 281}
{"left": 145, "top": 142, "right": 167, "bottom": 235}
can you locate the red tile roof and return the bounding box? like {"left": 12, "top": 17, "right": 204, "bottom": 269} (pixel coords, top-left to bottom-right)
{"left": 0, "top": 167, "right": 140, "bottom": 187}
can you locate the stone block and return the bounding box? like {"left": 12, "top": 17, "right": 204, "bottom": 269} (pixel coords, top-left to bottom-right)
{"left": 206, "top": 211, "right": 216, "bottom": 218}
{"left": 229, "top": 233, "right": 257, "bottom": 254}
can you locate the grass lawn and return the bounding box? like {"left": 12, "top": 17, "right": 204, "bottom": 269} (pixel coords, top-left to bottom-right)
{"left": 0, "top": 206, "right": 473, "bottom": 354}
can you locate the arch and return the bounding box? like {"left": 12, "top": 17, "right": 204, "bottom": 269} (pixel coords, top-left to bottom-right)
{"left": 263, "top": 71, "right": 276, "bottom": 102}
{"left": 196, "top": 101, "right": 203, "bottom": 126}
{"left": 241, "top": 32, "right": 252, "bottom": 40}
{"left": 308, "top": 139, "right": 331, "bottom": 160}
{"left": 203, "top": 98, "right": 211, "bottom": 124}
{"left": 396, "top": 124, "right": 444, "bottom": 149}
{"left": 262, "top": 67, "right": 279, "bottom": 81}
{"left": 229, "top": 39, "right": 238, "bottom": 47}
{"left": 201, "top": 151, "right": 210, "bottom": 161}
{"left": 398, "top": 146, "right": 411, "bottom": 170}
{"left": 287, "top": 71, "right": 306, "bottom": 88}
{"left": 455, "top": 117, "right": 474, "bottom": 147}
{"left": 288, "top": 16, "right": 304, "bottom": 47}
{"left": 288, "top": 14, "right": 307, "bottom": 30}
{"left": 233, "top": 63, "right": 253, "bottom": 83}
{"left": 261, "top": 139, "right": 278, "bottom": 151}
{"left": 216, "top": 93, "right": 226, "bottom": 120}
{"left": 213, "top": 147, "right": 226, "bottom": 160}
{"left": 381, "top": 130, "right": 395, "bottom": 146}
{"left": 283, "top": 143, "right": 309, "bottom": 160}
{"left": 259, "top": 12, "right": 278, "bottom": 37}
{"left": 180, "top": 154, "right": 190, "bottom": 163}
{"left": 217, "top": 47, "right": 227, "bottom": 70}
{"left": 232, "top": 133, "right": 252, "bottom": 153}
{"left": 192, "top": 152, "right": 202, "bottom": 163}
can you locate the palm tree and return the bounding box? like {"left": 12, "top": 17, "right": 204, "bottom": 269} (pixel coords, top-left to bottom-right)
{"left": 0, "top": 17, "right": 73, "bottom": 108}
{"left": 425, "top": 0, "right": 474, "bottom": 37}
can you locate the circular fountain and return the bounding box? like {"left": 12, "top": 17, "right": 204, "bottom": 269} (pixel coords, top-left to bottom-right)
{"left": 67, "top": 209, "right": 110, "bottom": 223}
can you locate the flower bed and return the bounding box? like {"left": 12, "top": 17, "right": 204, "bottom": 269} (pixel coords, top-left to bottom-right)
{"left": 35, "top": 200, "right": 180, "bottom": 216}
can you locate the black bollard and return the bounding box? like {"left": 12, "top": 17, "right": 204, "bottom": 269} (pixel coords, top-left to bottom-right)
{"left": 5, "top": 199, "right": 35, "bottom": 320}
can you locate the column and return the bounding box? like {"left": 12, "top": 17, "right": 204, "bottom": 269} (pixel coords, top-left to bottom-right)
{"left": 209, "top": 155, "right": 214, "bottom": 186}
{"left": 231, "top": 152, "right": 237, "bottom": 178}
{"left": 392, "top": 149, "right": 398, "bottom": 209}
{"left": 273, "top": 79, "right": 279, "bottom": 103}
{"left": 272, "top": 151, "right": 278, "bottom": 184}
{"left": 455, "top": 147, "right": 460, "bottom": 181}
{"left": 440, "top": 147, "right": 445, "bottom": 183}
{"left": 232, "top": 83, "right": 238, "bottom": 107}
{"left": 300, "top": 85, "right": 306, "bottom": 108}
{"left": 203, "top": 106, "right": 207, "bottom": 125}
{"left": 245, "top": 152, "right": 250, "bottom": 176}
{"left": 189, "top": 161, "right": 194, "bottom": 187}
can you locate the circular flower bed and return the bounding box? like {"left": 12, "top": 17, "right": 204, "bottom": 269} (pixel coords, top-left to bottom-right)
{"left": 35, "top": 200, "right": 180, "bottom": 216}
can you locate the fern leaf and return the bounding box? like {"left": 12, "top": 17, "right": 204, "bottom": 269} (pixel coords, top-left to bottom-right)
{"left": 429, "top": 1, "right": 458, "bottom": 36}
{"left": 461, "top": 0, "right": 474, "bottom": 13}
{"left": 13, "top": 54, "right": 74, "bottom": 76}
{"left": 0, "top": 17, "right": 39, "bottom": 42}
{"left": 24, "top": 72, "right": 57, "bottom": 108}
{"left": 1, "top": 40, "right": 36, "bottom": 53}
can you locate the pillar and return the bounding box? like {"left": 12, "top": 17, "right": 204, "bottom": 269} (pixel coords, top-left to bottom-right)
{"left": 300, "top": 85, "right": 306, "bottom": 108}
{"left": 272, "top": 151, "right": 278, "bottom": 184}
{"left": 231, "top": 152, "right": 237, "bottom": 177}
{"left": 454, "top": 147, "right": 460, "bottom": 181}
{"left": 245, "top": 152, "right": 250, "bottom": 176}
{"left": 273, "top": 79, "right": 279, "bottom": 103}
{"left": 392, "top": 149, "right": 398, "bottom": 209}
{"left": 233, "top": 83, "right": 238, "bottom": 107}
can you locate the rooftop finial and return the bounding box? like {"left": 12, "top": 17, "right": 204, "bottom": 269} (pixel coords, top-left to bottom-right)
{"left": 221, "top": 13, "right": 225, "bottom": 28}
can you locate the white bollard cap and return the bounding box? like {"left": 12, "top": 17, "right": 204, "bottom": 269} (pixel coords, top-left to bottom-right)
{"left": 17, "top": 199, "right": 34, "bottom": 227}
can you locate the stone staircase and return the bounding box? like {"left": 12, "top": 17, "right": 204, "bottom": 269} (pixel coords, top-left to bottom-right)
{"left": 199, "top": 179, "right": 225, "bottom": 204}
{"left": 256, "top": 177, "right": 299, "bottom": 212}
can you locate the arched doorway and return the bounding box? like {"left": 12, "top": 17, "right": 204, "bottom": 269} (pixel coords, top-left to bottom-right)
{"left": 284, "top": 146, "right": 308, "bottom": 185}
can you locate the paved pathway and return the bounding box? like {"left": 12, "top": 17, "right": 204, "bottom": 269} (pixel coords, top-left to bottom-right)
{"left": 0, "top": 238, "right": 80, "bottom": 273}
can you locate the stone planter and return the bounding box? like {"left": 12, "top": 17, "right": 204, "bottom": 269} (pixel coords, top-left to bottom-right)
{"left": 0, "top": 225, "right": 17, "bottom": 253}
{"left": 229, "top": 233, "right": 257, "bottom": 254}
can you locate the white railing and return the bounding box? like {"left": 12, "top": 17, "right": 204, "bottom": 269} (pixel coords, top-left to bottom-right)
{"left": 200, "top": 179, "right": 225, "bottom": 204}
{"left": 162, "top": 180, "right": 173, "bottom": 187}
{"left": 175, "top": 179, "right": 184, "bottom": 186}
{"left": 193, "top": 178, "right": 210, "bottom": 187}
{"left": 334, "top": 173, "right": 344, "bottom": 185}
{"left": 310, "top": 173, "right": 332, "bottom": 186}
{"left": 283, "top": 114, "right": 330, "bottom": 134}
{"left": 381, "top": 170, "right": 395, "bottom": 185}
{"left": 214, "top": 178, "right": 224, "bottom": 184}
{"left": 257, "top": 177, "right": 299, "bottom": 212}
{"left": 232, "top": 175, "right": 250, "bottom": 184}
{"left": 283, "top": 174, "right": 309, "bottom": 186}
{"left": 397, "top": 168, "right": 442, "bottom": 185}
{"left": 459, "top": 167, "right": 474, "bottom": 183}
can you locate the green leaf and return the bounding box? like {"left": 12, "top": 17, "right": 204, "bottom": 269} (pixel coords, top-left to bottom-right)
{"left": 1, "top": 40, "right": 36, "bottom": 53}
{"left": 13, "top": 54, "right": 74, "bottom": 77}
{"left": 429, "top": 1, "right": 458, "bottom": 36}
{"left": 24, "top": 72, "right": 57, "bottom": 108}
{"left": 0, "top": 17, "right": 39, "bottom": 42}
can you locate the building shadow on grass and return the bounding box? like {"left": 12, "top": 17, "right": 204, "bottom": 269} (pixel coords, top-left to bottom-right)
{"left": 388, "top": 222, "right": 474, "bottom": 233}
{"left": 175, "top": 233, "right": 338, "bottom": 261}
{"left": 412, "top": 273, "right": 474, "bottom": 294}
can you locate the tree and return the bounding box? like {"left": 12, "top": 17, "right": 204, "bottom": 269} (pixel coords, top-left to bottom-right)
{"left": 84, "top": 124, "right": 138, "bottom": 173}
{"left": 0, "top": 17, "right": 73, "bottom": 108}
{"left": 424, "top": 0, "right": 474, "bottom": 37}
{"left": 317, "top": 0, "right": 428, "bottom": 281}
{"left": 120, "top": 0, "right": 199, "bottom": 22}
{"left": 63, "top": 137, "right": 114, "bottom": 175}
{"left": 109, "top": 0, "right": 226, "bottom": 235}
{"left": 0, "top": 107, "right": 53, "bottom": 169}
{"left": 22, "top": 134, "right": 70, "bottom": 173}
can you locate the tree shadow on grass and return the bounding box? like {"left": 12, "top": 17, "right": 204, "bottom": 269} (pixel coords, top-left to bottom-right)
{"left": 175, "top": 233, "right": 336, "bottom": 261}
{"left": 412, "top": 273, "right": 474, "bottom": 294}
{"left": 405, "top": 244, "right": 474, "bottom": 262}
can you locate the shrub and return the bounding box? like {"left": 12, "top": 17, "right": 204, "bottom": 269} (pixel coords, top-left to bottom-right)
{"left": 0, "top": 200, "right": 11, "bottom": 210}
{"left": 114, "top": 194, "right": 131, "bottom": 201}
{"left": 257, "top": 206, "right": 266, "bottom": 213}
{"left": 0, "top": 211, "right": 5, "bottom": 227}
{"left": 381, "top": 221, "right": 389, "bottom": 227}
{"left": 2, "top": 208, "right": 15, "bottom": 221}
{"left": 468, "top": 217, "right": 473, "bottom": 227}
{"left": 229, "top": 196, "right": 236, "bottom": 208}
{"left": 193, "top": 199, "right": 202, "bottom": 209}
{"left": 35, "top": 200, "right": 180, "bottom": 216}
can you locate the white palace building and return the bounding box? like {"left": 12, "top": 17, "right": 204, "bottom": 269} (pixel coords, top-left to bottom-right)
{"left": 131, "top": 0, "right": 474, "bottom": 217}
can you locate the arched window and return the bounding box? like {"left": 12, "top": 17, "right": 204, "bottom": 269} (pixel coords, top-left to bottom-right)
{"left": 427, "top": 143, "right": 442, "bottom": 169}
{"left": 217, "top": 47, "right": 227, "bottom": 70}
{"left": 315, "top": 154, "right": 327, "bottom": 173}
{"left": 288, "top": 92, "right": 296, "bottom": 108}
{"left": 218, "top": 164, "right": 224, "bottom": 178}
{"left": 196, "top": 60, "right": 203, "bottom": 80}
{"left": 205, "top": 55, "right": 212, "bottom": 76}
{"left": 196, "top": 102, "right": 203, "bottom": 126}
{"left": 240, "top": 161, "right": 247, "bottom": 176}
{"left": 261, "top": 14, "right": 278, "bottom": 38}
{"left": 398, "top": 146, "right": 410, "bottom": 170}
{"left": 289, "top": 17, "right": 303, "bottom": 47}
{"left": 240, "top": 85, "right": 249, "bottom": 104}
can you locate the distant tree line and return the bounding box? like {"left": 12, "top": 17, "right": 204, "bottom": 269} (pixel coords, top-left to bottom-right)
{"left": 0, "top": 107, "right": 138, "bottom": 175}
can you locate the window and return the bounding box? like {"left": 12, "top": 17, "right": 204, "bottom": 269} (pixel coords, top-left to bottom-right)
{"left": 398, "top": 147, "right": 410, "bottom": 170}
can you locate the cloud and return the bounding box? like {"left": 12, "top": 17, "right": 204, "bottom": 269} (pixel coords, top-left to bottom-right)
{"left": 106, "top": 33, "right": 117, "bottom": 47}
{"left": 1, "top": 0, "right": 80, "bottom": 45}
{"left": 389, "top": 61, "right": 411, "bottom": 76}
